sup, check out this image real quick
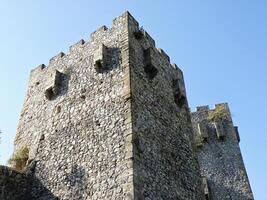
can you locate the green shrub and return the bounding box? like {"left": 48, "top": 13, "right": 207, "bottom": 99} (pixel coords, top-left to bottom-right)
{"left": 8, "top": 146, "right": 29, "bottom": 171}
{"left": 208, "top": 106, "right": 231, "bottom": 122}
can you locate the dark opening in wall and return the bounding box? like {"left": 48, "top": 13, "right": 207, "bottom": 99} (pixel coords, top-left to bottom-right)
{"left": 45, "top": 87, "right": 54, "bottom": 100}
{"left": 133, "top": 28, "right": 144, "bottom": 40}
{"left": 45, "top": 70, "right": 69, "bottom": 100}
{"left": 80, "top": 95, "right": 86, "bottom": 100}
{"left": 143, "top": 48, "right": 158, "bottom": 79}
{"left": 173, "top": 79, "right": 187, "bottom": 108}
{"left": 174, "top": 94, "right": 187, "bottom": 108}
{"left": 95, "top": 60, "right": 104, "bottom": 73}
{"left": 144, "top": 65, "right": 158, "bottom": 79}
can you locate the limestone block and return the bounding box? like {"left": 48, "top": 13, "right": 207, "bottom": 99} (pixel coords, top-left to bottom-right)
{"left": 94, "top": 43, "right": 108, "bottom": 73}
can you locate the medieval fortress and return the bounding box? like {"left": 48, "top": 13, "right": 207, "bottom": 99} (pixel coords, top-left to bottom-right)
{"left": 0, "top": 12, "right": 253, "bottom": 200}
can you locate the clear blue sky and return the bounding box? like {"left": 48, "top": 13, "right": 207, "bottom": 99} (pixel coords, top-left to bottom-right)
{"left": 0, "top": 1, "right": 266, "bottom": 199}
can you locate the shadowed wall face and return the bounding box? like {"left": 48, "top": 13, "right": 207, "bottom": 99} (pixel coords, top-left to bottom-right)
{"left": 128, "top": 15, "right": 204, "bottom": 200}
{"left": 0, "top": 165, "right": 30, "bottom": 200}
{"left": 191, "top": 104, "right": 254, "bottom": 200}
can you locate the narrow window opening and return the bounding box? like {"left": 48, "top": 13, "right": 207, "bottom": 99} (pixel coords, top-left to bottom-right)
{"left": 133, "top": 30, "right": 143, "bottom": 40}
{"left": 174, "top": 94, "right": 187, "bottom": 108}
{"left": 45, "top": 87, "right": 54, "bottom": 100}
{"left": 144, "top": 65, "right": 158, "bottom": 79}
{"left": 95, "top": 60, "right": 103, "bottom": 73}
{"left": 173, "top": 79, "right": 187, "bottom": 108}
{"left": 133, "top": 27, "right": 144, "bottom": 40}
{"left": 144, "top": 48, "right": 158, "bottom": 79}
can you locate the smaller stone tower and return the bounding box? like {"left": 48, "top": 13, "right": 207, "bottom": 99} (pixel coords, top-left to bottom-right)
{"left": 191, "top": 103, "right": 254, "bottom": 200}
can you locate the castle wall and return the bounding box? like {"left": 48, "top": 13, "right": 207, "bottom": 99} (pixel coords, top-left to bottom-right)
{"left": 127, "top": 15, "right": 204, "bottom": 200}
{"left": 191, "top": 103, "right": 254, "bottom": 200}
{"left": 14, "top": 12, "right": 134, "bottom": 199}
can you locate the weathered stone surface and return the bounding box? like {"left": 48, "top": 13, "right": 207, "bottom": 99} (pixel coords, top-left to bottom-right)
{"left": 191, "top": 103, "right": 254, "bottom": 200}
{"left": 127, "top": 14, "right": 203, "bottom": 199}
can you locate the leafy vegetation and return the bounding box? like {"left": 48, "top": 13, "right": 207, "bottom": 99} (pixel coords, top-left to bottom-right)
{"left": 8, "top": 146, "right": 29, "bottom": 171}
{"left": 208, "top": 105, "right": 231, "bottom": 122}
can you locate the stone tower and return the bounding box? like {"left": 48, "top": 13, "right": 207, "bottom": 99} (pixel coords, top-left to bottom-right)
{"left": 191, "top": 103, "right": 254, "bottom": 200}
{"left": 12, "top": 12, "right": 204, "bottom": 199}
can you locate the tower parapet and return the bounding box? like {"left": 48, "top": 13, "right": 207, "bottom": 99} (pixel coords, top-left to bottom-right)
{"left": 191, "top": 103, "right": 254, "bottom": 200}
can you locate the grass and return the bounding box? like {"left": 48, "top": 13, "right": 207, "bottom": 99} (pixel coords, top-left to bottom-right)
{"left": 8, "top": 146, "right": 29, "bottom": 171}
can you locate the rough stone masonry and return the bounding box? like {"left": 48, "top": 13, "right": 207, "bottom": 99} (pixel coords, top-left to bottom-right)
{"left": 0, "top": 11, "right": 253, "bottom": 200}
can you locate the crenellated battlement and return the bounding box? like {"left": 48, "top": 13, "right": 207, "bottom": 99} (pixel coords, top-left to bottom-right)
{"left": 193, "top": 103, "right": 230, "bottom": 113}
{"left": 29, "top": 11, "right": 177, "bottom": 88}
{"left": 191, "top": 103, "right": 239, "bottom": 144}
{"left": 69, "top": 39, "right": 86, "bottom": 52}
